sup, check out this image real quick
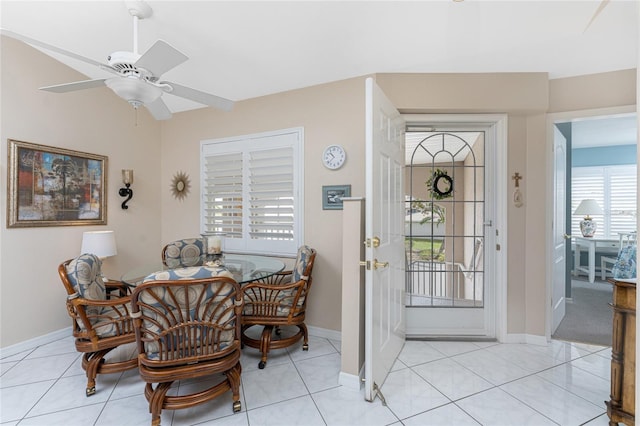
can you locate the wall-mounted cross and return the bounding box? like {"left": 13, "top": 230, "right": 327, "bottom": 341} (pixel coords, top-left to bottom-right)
{"left": 512, "top": 172, "right": 523, "bottom": 188}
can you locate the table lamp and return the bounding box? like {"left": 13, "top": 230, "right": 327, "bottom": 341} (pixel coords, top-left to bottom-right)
{"left": 81, "top": 230, "right": 117, "bottom": 259}
{"left": 574, "top": 199, "right": 604, "bottom": 237}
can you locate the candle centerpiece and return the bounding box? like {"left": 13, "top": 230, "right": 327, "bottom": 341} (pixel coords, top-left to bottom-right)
{"left": 201, "top": 232, "right": 225, "bottom": 264}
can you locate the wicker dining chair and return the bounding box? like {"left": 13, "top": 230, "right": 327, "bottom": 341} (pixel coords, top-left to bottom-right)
{"left": 131, "top": 265, "right": 243, "bottom": 426}
{"left": 58, "top": 254, "right": 138, "bottom": 396}
{"left": 241, "top": 246, "right": 316, "bottom": 369}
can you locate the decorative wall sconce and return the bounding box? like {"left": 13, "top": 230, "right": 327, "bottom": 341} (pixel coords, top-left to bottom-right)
{"left": 119, "top": 169, "right": 133, "bottom": 209}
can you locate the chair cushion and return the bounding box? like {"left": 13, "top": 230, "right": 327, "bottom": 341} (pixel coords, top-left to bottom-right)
{"left": 140, "top": 265, "right": 237, "bottom": 358}
{"left": 144, "top": 265, "right": 233, "bottom": 282}
{"left": 276, "top": 289, "right": 306, "bottom": 317}
{"left": 292, "top": 245, "right": 314, "bottom": 283}
{"left": 91, "top": 304, "right": 133, "bottom": 338}
{"left": 65, "top": 254, "right": 131, "bottom": 336}
{"left": 163, "top": 238, "right": 205, "bottom": 267}
{"left": 66, "top": 253, "right": 107, "bottom": 301}
{"left": 612, "top": 244, "right": 637, "bottom": 279}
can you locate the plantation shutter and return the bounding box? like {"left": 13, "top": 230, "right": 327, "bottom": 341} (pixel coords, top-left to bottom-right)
{"left": 203, "top": 152, "right": 243, "bottom": 238}
{"left": 571, "top": 165, "right": 636, "bottom": 238}
{"left": 201, "top": 128, "right": 303, "bottom": 256}
{"left": 609, "top": 166, "right": 637, "bottom": 235}
{"left": 249, "top": 147, "right": 295, "bottom": 241}
{"left": 571, "top": 169, "right": 604, "bottom": 238}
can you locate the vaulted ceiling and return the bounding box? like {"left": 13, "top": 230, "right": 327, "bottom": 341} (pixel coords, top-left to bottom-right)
{"left": 1, "top": 1, "right": 638, "bottom": 116}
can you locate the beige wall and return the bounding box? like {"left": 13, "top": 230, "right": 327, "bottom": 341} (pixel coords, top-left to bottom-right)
{"left": 506, "top": 116, "right": 527, "bottom": 333}
{"left": 1, "top": 37, "right": 163, "bottom": 347}
{"left": 377, "top": 73, "right": 549, "bottom": 113}
{"left": 159, "top": 77, "right": 366, "bottom": 332}
{"left": 1, "top": 34, "right": 636, "bottom": 349}
{"left": 378, "top": 71, "right": 635, "bottom": 337}
{"left": 379, "top": 73, "right": 550, "bottom": 336}
{"left": 549, "top": 69, "right": 636, "bottom": 113}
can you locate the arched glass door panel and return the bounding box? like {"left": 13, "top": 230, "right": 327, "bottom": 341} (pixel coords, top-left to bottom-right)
{"left": 405, "top": 132, "right": 485, "bottom": 308}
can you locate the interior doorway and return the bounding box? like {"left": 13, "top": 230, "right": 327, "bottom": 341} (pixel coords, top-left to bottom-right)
{"left": 402, "top": 114, "right": 507, "bottom": 340}
{"left": 547, "top": 108, "right": 637, "bottom": 346}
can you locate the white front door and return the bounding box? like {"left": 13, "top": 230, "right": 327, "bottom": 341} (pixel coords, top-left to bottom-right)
{"left": 364, "top": 78, "right": 406, "bottom": 402}
{"left": 402, "top": 118, "right": 503, "bottom": 339}
{"left": 551, "top": 125, "right": 567, "bottom": 332}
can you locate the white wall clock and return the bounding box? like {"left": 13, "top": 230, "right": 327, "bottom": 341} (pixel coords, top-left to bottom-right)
{"left": 322, "top": 144, "right": 346, "bottom": 170}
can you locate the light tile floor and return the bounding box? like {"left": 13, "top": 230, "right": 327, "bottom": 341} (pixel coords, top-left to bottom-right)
{"left": 0, "top": 334, "right": 613, "bottom": 426}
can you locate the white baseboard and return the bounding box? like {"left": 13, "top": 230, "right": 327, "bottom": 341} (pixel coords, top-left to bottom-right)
{"left": 311, "top": 326, "right": 362, "bottom": 390}
{"left": 0, "top": 327, "right": 71, "bottom": 358}
{"left": 338, "top": 369, "right": 363, "bottom": 390}
{"left": 505, "top": 333, "right": 548, "bottom": 346}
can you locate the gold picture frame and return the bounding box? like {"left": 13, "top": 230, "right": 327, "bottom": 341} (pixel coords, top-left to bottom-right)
{"left": 7, "top": 139, "right": 108, "bottom": 228}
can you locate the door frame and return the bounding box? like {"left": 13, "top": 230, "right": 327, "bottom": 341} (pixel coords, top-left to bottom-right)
{"left": 403, "top": 113, "right": 508, "bottom": 342}
{"left": 545, "top": 105, "right": 636, "bottom": 341}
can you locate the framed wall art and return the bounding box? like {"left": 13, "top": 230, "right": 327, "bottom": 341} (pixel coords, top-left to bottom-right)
{"left": 322, "top": 184, "right": 351, "bottom": 210}
{"left": 7, "top": 139, "right": 108, "bottom": 228}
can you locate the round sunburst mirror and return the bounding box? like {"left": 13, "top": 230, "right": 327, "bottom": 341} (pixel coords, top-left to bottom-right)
{"left": 170, "top": 171, "right": 191, "bottom": 201}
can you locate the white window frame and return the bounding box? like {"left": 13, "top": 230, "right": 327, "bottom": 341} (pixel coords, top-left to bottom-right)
{"left": 200, "top": 127, "right": 304, "bottom": 257}
{"left": 571, "top": 164, "right": 637, "bottom": 239}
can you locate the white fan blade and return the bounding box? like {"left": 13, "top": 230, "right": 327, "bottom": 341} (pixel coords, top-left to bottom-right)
{"left": 1, "top": 29, "right": 116, "bottom": 72}
{"left": 584, "top": 0, "right": 610, "bottom": 32}
{"left": 40, "top": 79, "right": 107, "bottom": 93}
{"left": 145, "top": 97, "right": 172, "bottom": 120}
{"left": 164, "top": 82, "right": 234, "bottom": 111}
{"left": 135, "top": 40, "right": 188, "bottom": 77}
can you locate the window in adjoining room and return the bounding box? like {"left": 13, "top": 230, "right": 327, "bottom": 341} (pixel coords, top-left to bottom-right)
{"left": 571, "top": 164, "right": 637, "bottom": 239}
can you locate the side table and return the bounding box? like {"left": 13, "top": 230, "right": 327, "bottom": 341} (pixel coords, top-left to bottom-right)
{"left": 606, "top": 278, "right": 636, "bottom": 426}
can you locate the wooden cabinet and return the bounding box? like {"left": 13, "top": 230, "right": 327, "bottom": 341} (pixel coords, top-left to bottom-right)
{"left": 607, "top": 278, "right": 636, "bottom": 426}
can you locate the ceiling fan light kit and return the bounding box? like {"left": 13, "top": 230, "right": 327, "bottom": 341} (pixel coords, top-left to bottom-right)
{"left": 105, "top": 77, "right": 162, "bottom": 109}
{"left": 4, "top": 0, "right": 233, "bottom": 120}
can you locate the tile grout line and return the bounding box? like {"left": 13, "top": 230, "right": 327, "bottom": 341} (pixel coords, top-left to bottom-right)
{"left": 5, "top": 335, "right": 612, "bottom": 426}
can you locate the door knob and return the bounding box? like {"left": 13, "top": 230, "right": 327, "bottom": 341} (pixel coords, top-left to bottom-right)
{"left": 373, "top": 259, "right": 389, "bottom": 270}
{"left": 564, "top": 234, "right": 572, "bottom": 239}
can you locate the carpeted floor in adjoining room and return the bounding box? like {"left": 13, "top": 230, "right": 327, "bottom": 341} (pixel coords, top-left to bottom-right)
{"left": 552, "top": 278, "right": 613, "bottom": 347}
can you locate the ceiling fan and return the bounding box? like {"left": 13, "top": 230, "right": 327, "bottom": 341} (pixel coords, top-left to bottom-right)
{"left": 2, "top": 1, "right": 233, "bottom": 120}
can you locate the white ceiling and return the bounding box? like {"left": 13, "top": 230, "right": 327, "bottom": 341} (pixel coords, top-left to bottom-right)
{"left": 570, "top": 115, "right": 637, "bottom": 148}
{"left": 1, "top": 0, "right": 638, "bottom": 116}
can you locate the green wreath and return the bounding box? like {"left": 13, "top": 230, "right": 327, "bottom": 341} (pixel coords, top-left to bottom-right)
{"left": 426, "top": 169, "right": 454, "bottom": 200}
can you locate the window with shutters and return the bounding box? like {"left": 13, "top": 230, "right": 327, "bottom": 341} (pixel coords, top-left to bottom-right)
{"left": 571, "top": 165, "right": 637, "bottom": 238}
{"left": 201, "top": 128, "right": 304, "bottom": 257}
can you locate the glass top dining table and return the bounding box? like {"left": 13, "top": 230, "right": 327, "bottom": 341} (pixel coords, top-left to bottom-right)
{"left": 121, "top": 253, "right": 286, "bottom": 286}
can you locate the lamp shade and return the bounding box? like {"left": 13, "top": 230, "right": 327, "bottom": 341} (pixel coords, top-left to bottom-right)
{"left": 573, "top": 199, "right": 604, "bottom": 217}
{"left": 81, "top": 230, "right": 117, "bottom": 259}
